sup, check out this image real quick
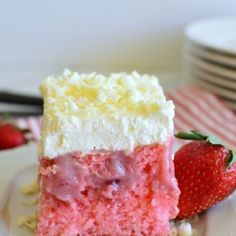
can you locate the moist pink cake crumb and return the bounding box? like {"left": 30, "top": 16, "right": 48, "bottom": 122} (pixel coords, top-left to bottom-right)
{"left": 36, "top": 142, "right": 179, "bottom": 236}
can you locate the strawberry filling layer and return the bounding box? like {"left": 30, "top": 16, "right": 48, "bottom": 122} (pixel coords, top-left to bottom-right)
{"left": 39, "top": 140, "right": 177, "bottom": 203}
{"left": 37, "top": 141, "right": 180, "bottom": 235}
{"left": 40, "top": 150, "right": 139, "bottom": 201}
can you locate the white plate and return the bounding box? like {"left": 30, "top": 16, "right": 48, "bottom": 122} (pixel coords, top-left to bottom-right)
{"left": 186, "top": 17, "right": 236, "bottom": 55}
{"left": 186, "top": 42, "right": 236, "bottom": 68}
{"left": 1, "top": 144, "right": 236, "bottom": 236}
{"left": 224, "top": 100, "right": 236, "bottom": 110}
{"left": 190, "top": 71, "right": 236, "bottom": 102}
{"left": 0, "top": 144, "right": 38, "bottom": 236}
{"left": 192, "top": 76, "right": 236, "bottom": 101}
{"left": 187, "top": 55, "right": 236, "bottom": 80}
{"left": 188, "top": 67, "right": 236, "bottom": 90}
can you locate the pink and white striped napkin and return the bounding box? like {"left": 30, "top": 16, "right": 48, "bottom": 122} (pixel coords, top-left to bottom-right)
{"left": 15, "top": 85, "right": 236, "bottom": 150}
{"left": 167, "top": 86, "right": 236, "bottom": 149}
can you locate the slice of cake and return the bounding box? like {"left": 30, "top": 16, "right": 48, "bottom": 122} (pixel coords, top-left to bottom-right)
{"left": 36, "top": 70, "right": 180, "bottom": 236}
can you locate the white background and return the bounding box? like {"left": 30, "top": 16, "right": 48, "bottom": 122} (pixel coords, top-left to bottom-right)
{"left": 0, "top": 0, "right": 236, "bottom": 93}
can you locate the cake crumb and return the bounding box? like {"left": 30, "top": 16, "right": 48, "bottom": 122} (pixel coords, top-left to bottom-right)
{"left": 21, "top": 180, "right": 39, "bottom": 195}
{"left": 169, "top": 227, "right": 178, "bottom": 236}
{"left": 17, "top": 214, "right": 37, "bottom": 232}
{"left": 170, "top": 220, "right": 198, "bottom": 236}
{"left": 22, "top": 197, "right": 38, "bottom": 206}
{"left": 18, "top": 180, "right": 39, "bottom": 233}
{"left": 178, "top": 222, "right": 192, "bottom": 236}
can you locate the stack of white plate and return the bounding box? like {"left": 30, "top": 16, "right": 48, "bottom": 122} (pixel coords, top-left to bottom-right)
{"left": 184, "top": 17, "right": 236, "bottom": 110}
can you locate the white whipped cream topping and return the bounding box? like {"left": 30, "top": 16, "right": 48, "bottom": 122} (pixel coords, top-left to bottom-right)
{"left": 38, "top": 102, "right": 174, "bottom": 157}
{"left": 38, "top": 70, "right": 174, "bottom": 158}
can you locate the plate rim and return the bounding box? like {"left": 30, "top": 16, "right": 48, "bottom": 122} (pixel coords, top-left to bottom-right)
{"left": 186, "top": 55, "right": 236, "bottom": 80}
{"left": 186, "top": 17, "right": 236, "bottom": 56}
{"left": 187, "top": 67, "right": 236, "bottom": 90}
{"left": 191, "top": 75, "right": 236, "bottom": 100}
{"left": 186, "top": 42, "right": 236, "bottom": 68}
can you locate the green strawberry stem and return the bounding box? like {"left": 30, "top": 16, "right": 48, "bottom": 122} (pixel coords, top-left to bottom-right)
{"left": 228, "top": 150, "right": 236, "bottom": 166}
{"left": 20, "top": 128, "right": 30, "bottom": 134}
{"left": 175, "top": 130, "right": 236, "bottom": 166}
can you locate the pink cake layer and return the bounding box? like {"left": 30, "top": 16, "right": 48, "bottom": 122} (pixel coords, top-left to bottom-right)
{"left": 36, "top": 141, "right": 179, "bottom": 236}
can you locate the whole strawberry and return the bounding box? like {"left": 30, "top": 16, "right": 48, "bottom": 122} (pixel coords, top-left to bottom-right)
{"left": 174, "top": 130, "right": 236, "bottom": 219}
{"left": 0, "top": 123, "right": 28, "bottom": 150}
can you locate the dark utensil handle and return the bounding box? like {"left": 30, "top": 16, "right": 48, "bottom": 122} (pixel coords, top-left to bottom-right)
{"left": 0, "top": 111, "right": 43, "bottom": 117}
{"left": 0, "top": 91, "right": 43, "bottom": 107}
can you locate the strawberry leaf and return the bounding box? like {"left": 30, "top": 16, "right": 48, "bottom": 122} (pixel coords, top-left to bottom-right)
{"left": 227, "top": 150, "right": 236, "bottom": 166}
{"left": 191, "top": 130, "right": 208, "bottom": 140}
{"left": 205, "top": 136, "right": 223, "bottom": 146}
{"left": 175, "top": 131, "right": 204, "bottom": 141}
{"left": 175, "top": 130, "right": 224, "bottom": 146}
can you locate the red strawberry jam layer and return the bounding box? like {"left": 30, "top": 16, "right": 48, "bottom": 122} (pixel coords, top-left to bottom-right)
{"left": 37, "top": 141, "right": 180, "bottom": 236}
